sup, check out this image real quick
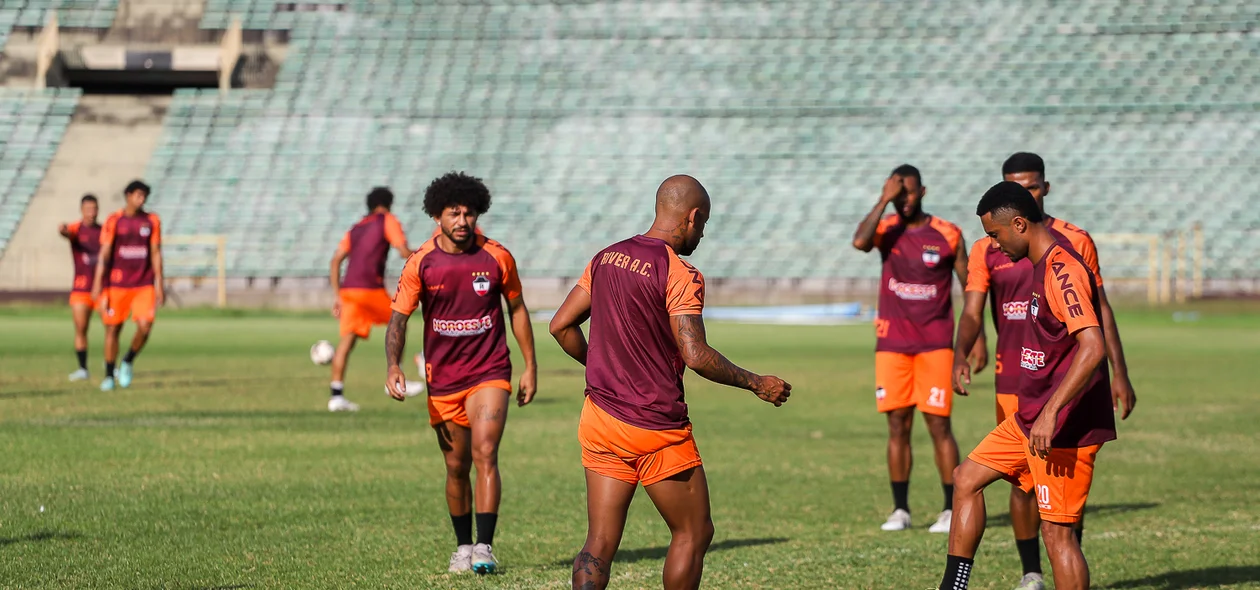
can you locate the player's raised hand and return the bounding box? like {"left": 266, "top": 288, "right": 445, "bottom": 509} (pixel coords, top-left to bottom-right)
{"left": 752, "top": 375, "right": 791, "bottom": 407}
{"left": 516, "top": 366, "right": 537, "bottom": 407}
{"left": 386, "top": 365, "right": 408, "bottom": 401}
{"left": 1112, "top": 374, "right": 1137, "bottom": 420}
{"left": 952, "top": 356, "right": 971, "bottom": 396}
{"left": 880, "top": 173, "right": 905, "bottom": 204}
{"left": 1028, "top": 411, "right": 1056, "bottom": 459}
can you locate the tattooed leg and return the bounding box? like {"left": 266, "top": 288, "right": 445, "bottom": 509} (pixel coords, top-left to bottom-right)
{"left": 574, "top": 469, "right": 636, "bottom": 590}
{"left": 468, "top": 387, "right": 511, "bottom": 515}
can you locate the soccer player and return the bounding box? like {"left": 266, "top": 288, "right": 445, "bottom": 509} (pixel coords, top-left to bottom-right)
{"left": 59, "top": 194, "right": 102, "bottom": 382}
{"left": 91, "top": 181, "right": 163, "bottom": 391}
{"left": 938, "top": 181, "right": 1115, "bottom": 590}
{"left": 851, "top": 164, "right": 976, "bottom": 534}
{"left": 326, "top": 187, "right": 411, "bottom": 412}
{"left": 549, "top": 175, "right": 791, "bottom": 590}
{"left": 385, "top": 172, "right": 537, "bottom": 575}
{"left": 952, "top": 152, "right": 1137, "bottom": 589}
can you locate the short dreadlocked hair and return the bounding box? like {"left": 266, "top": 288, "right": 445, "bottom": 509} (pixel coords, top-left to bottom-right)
{"left": 423, "top": 172, "right": 492, "bottom": 218}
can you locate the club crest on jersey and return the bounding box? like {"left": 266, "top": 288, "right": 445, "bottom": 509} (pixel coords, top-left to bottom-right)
{"left": 1030, "top": 293, "right": 1040, "bottom": 319}
{"left": 471, "top": 272, "right": 491, "bottom": 296}
{"left": 921, "top": 245, "right": 941, "bottom": 268}
{"left": 139, "top": 226, "right": 151, "bottom": 237}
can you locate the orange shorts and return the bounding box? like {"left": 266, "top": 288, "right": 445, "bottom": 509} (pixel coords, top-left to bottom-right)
{"left": 996, "top": 393, "right": 1019, "bottom": 424}
{"left": 427, "top": 379, "right": 511, "bottom": 427}
{"left": 968, "top": 416, "right": 1102, "bottom": 524}
{"left": 101, "top": 286, "right": 155, "bottom": 326}
{"left": 69, "top": 292, "right": 96, "bottom": 308}
{"left": 339, "top": 288, "right": 393, "bottom": 338}
{"left": 578, "top": 396, "right": 703, "bottom": 487}
{"left": 875, "top": 349, "right": 953, "bottom": 416}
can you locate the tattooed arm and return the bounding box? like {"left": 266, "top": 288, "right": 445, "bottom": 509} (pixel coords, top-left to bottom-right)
{"left": 670, "top": 314, "right": 792, "bottom": 406}
{"left": 384, "top": 311, "right": 410, "bottom": 400}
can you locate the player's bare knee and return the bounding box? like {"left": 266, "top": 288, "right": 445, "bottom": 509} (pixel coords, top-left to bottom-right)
{"left": 443, "top": 455, "right": 472, "bottom": 479}
{"left": 954, "top": 461, "right": 984, "bottom": 493}
{"left": 471, "top": 440, "right": 499, "bottom": 466}
{"left": 1040, "top": 520, "right": 1076, "bottom": 547}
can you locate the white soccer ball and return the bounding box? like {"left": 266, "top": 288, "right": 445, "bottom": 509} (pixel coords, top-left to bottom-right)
{"left": 310, "top": 340, "right": 335, "bottom": 365}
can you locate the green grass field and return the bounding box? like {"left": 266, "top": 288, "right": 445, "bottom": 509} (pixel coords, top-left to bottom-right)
{"left": 2, "top": 304, "right": 1259, "bottom": 589}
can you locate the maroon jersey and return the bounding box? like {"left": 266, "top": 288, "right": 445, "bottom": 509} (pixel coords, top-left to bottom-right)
{"left": 873, "top": 215, "right": 963, "bottom": 354}
{"left": 67, "top": 221, "right": 103, "bottom": 293}
{"left": 100, "top": 210, "right": 160, "bottom": 289}
{"left": 391, "top": 235, "right": 522, "bottom": 396}
{"left": 1019, "top": 243, "right": 1116, "bottom": 448}
{"left": 339, "top": 212, "right": 407, "bottom": 290}
{"left": 577, "top": 235, "right": 706, "bottom": 431}
{"left": 966, "top": 218, "right": 1104, "bottom": 393}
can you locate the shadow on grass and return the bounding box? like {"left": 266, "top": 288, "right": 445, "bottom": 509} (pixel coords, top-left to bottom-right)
{"left": 0, "top": 531, "right": 81, "bottom": 547}
{"left": 0, "top": 389, "right": 73, "bottom": 401}
{"left": 987, "top": 502, "right": 1160, "bottom": 527}
{"left": 1102, "top": 565, "right": 1260, "bottom": 589}
{"left": 554, "top": 537, "right": 789, "bottom": 566}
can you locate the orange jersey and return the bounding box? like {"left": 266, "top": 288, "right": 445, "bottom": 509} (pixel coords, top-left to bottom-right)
{"left": 873, "top": 215, "right": 963, "bottom": 354}
{"left": 100, "top": 210, "right": 160, "bottom": 288}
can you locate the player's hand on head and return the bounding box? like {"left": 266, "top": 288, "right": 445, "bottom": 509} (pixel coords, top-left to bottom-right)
{"left": 516, "top": 366, "right": 537, "bottom": 407}
{"left": 952, "top": 356, "right": 971, "bottom": 396}
{"left": 752, "top": 375, "right": 791, "bottom": 407}
{"left": 386, "top": 366, "right": 408, "bottom": 401}
{"left": 880, "top": 174, "right": 904, "bottom": 203}
{"left": 1112, "top": 375, "right": 1137, "bottom": 420}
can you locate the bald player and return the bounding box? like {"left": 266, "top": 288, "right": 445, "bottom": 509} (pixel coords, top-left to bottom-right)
{"left": 939, "top": 181, "right": 1115, "bottom": 590}
{"left": 327, "top": 186, "right": 411, "bottom": 412}
{"left": 852, "top": 164, "right": 980, "bottom": 534}
{"left": 952, "top": 153, "right": 1137, "bottom": 590}
{"left": 550, "top": 175, "right": 791, "bottom": 590}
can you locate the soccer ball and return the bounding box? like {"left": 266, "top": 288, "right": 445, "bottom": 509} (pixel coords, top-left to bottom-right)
{"left": 310, "top": 340, "right": 335, "bottom": 365}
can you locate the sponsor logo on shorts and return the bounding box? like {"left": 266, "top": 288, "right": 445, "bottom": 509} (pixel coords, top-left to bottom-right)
{"left": 1002, "top": 300, "right": 1029, "bottom": 321}
{"left": 888, "top": 278, "right": 937, "bottom": 301}
{"left": 432, "top": 315, "right": 494, "bottom": 337}
{"left": 118, "top": 245, "right": 149, "bottom": 260}
{"left": 1020, "top": 347, "right": 1046, "bottom": 371}
{"left": 875, "top": 387, "right": 886, "bottom": 401}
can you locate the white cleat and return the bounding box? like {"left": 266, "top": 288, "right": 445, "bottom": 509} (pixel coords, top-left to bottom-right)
{"left": 327, "top": 396, "right": 360, "bottom": 412}
{"left": 471, "top": 543, "right": 498, "bottom": 575}
{"left": 929, "top": 509, "right": 953, "bottom": 534}
{"left": 880, "top": 508, "right": 912, "bottom": 531}
{"left": 68, "top": 369, "right": 90, "bottom": 382}
{"left": 1015, "top": 573, "right": 1046, "bottom": 590}
{"left": 448, "top": 544, "right": 473, "bottom": 573}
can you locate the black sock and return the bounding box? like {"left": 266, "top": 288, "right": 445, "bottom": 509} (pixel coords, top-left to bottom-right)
{"left": 1016, "top": 537, "right": 1042, "bottom": 575}
{"left": 123, "top": 349, "right": 138, "bottom": 364}
{"left": 105, "top": 362, "right": 115, "bottom": 378}
{"left": 76, "top": 349, "right": 88, "bottom": 371}
{"left": 450, "top": 512, "right": 473, "bottom": 547}
{"left": 330, "top": 381, "right": 344, "bottom": 398}
{"left": 940, "top": 554, "right": 974, "bottom": 590}
{"left": 475, "top": 512, "right": 498, "bottom": 546}
{"left": 943, "top": 484, "right": 955, "bottom": 511}
{"left": 1074, "top": 526, "right": 1083, "bottom": 546}
{"left": 892, "top": 481, "right": 910, "bottom": 512}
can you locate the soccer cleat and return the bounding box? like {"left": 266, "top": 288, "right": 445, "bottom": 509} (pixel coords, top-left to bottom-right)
{"left": 327, "top": 396, "right": 360, "bottom": 412}
{"left": 448, "top": 544, "right": 474, "bottom": 573}
{"left": 929, "top": 509, "right": 953, "bottom": 534}
{"left": 880, "top": 508, "right": 912, "bottom": 531}
{"left": 68, "top": 369, "right": 90, "bottom": 382}
{"left": 117, "top": 362, "right": 134, "bottom": 388}
{"left": 471, "top": 543, "right": 498, "bottom": 575}
{"left": 100, "top": 377, "right": 115, "bottom": 391}
{"left": 1015, "top": 573, "right": 1046, "bottom": 590}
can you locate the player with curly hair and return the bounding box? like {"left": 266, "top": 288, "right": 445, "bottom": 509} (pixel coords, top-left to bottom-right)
{"left": 384, "top": 171, "right": 538, "bottom": 575}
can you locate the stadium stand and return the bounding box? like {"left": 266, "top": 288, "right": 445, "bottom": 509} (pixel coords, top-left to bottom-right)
{"left": 2, "top": 0, "right": 119, "bottom": 28}
{"left": 0, "top": 87, "right": 80, "bottom": 255}
{"left": 136, "top": 2, "right": 1260, "bottom": 281}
